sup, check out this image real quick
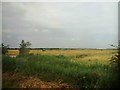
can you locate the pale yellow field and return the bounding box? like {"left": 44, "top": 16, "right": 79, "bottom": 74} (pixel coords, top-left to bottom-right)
{"left": 7, "top": 49, "right": 116, "bottom": 56}
{"left": 30, "top": 49, "right": 114, "bottom": 55}
{"left": 7, "top": 49, "right": 116, "bottom": 65}
{"left": 7, "top": 50, "right": 19, "bottom": 55}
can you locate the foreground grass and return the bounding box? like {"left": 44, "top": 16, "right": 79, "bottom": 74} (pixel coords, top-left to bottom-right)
{"left": 2, "top": 53, "right": 118, "bottom": 88}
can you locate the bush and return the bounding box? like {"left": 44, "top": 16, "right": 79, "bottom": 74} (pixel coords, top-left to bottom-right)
{"left": 19, "top": 40, "right": 31, "bottom": 55}
{"left": 1, "top": 43, "right": 9, "bottom": 55}
{"left": 109, "top": 41, "right": 120, "bottom": 88}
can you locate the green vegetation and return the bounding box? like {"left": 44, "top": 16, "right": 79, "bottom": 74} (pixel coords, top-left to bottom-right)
{"left": 109, "top": 41, "right": 120, "bottom": 88}
{"left": 2, "top": 54, "right": 118, "bottom": 88}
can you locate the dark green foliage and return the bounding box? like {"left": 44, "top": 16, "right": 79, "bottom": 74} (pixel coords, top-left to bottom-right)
{"left": 2, "top": 81, "right": 18, "bottom": 88}
{"left": 1, "top": 43, "right": 9, "bottom": 55}
{"left": 109, "top": 40, "right": 120, "bottom": 88}
{"left": 2, "top": 55, "right": 16, "bottom": 72}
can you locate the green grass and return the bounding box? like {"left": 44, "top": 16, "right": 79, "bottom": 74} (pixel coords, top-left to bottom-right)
{"left": 2, "top": 54, "right": 118, "bottom": 88}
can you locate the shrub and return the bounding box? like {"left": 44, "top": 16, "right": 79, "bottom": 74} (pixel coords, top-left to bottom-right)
{"left": 1, "top": 43, "right": 9, "bottom": 55}
{"left": 19, "top": 40, "right": 31, "bottom": 55}
{"left": 109, "top": 41, "right": 120, "bottom": 88}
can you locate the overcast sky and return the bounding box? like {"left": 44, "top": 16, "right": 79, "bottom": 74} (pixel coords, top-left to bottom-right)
{"left": 2, "top": 2, "right": 118, "bottom": 48}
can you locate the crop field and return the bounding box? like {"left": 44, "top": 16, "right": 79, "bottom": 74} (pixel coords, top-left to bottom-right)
{"left": 7, "top": 49, "right": 115, "bottom": 56}
{"left": 3, "top": 49, "right": 119, "bottom": 88}
{"left": 7, "top": 49, "right": 116, "bottom": 64}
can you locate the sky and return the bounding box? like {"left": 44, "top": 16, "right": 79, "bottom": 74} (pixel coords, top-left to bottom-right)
{"left": 2, "top": 2, "right": 118, "bottom": 48}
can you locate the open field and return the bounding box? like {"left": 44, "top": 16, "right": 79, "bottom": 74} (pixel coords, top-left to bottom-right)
{"left": 7, "top": 49, "right": 116, "bottom": 57}
{"left": 3, "top": 49, "right": 119, "bottom": 88}
{"left": 7, "top": 49, "right": 116, "bottom": 64}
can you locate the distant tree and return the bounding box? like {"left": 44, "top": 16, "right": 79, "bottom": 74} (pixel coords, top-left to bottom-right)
{"left": 1, "top": 43, "right": 9, "bottom": 55}
{"left": 19, "top": 40, "right": 31, "bottom": 55}
{"left": 110, "top": 41, "right": 120, "bottom": 71}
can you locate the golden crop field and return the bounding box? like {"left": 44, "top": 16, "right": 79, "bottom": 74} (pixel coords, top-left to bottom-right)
{"left": 7, "top": 49, "right": 116, "bottom": 65}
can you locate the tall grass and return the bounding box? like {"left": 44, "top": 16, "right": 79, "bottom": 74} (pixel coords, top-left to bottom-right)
{"left": 2, "top": 54, "right": 118, "bottom": 88}
{"left": 2, "top": 55, "right": 16, "bottom": 72}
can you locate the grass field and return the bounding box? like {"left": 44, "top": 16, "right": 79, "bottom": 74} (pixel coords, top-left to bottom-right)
{"left": 3, "top": 49, "right": 119, "bottom": 88}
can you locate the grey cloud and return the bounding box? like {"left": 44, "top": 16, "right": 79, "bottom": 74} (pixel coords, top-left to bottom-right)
{"left": 2, "top": 2, "right": 118, "bottom": 48}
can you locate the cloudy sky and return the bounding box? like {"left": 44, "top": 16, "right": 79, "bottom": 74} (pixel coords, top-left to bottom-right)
{"left": 2, "top": 2, "right": 118, "bottom": 48}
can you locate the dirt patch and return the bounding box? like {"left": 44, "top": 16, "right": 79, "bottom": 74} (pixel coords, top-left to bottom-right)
{"left": 2, "top": 72, "right": 71, "bottom": 88}
{"left": 19, "top": 77, "right": 70, "bottom": 88}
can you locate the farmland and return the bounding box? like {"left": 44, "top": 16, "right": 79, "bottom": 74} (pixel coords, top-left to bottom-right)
{"left": 2, "top": 49, "right": 119, "bottom": 88}
{"left": 7, "top": 49, "right": 116, "bottom": 65}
